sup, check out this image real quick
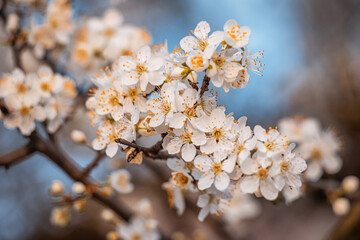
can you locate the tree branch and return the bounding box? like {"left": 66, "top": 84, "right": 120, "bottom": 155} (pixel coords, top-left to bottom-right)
{"left": 0, "top": 141, "right": 36, "bottom": 169}
{"left": 81, "top": 151, "right": 106, "bottom": 178}
{"left": 115, "top": 138, "right": 176, "bottom": 160}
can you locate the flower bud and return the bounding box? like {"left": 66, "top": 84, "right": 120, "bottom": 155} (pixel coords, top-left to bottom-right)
{"left": 101, "top": 209, "right": 115, "bottom": 222}
{"left": 342, "top": 175, "right": 359, "bottom": 194}
{"left": 332, "top": 198, "right": 350, "bottom": 216}
{"left": 50, "top": 180, "right": 64, "bottom": 195}
{"left": 70, "top": 130, "right": 87, "bottom": 143}
{"left": 6, "top": 13, "right": 19, "bottom": 33}
{"left": 50, "top": 207, "right": 71, "bottom": 227}
{"left": 73, "top": 198, "right": 87, "bottom": 212}
{"left": 72, "top": 182, "right": 86, "bottom": 194}
{"left": 106, "top": 231, "right": 119, "bottom": 240}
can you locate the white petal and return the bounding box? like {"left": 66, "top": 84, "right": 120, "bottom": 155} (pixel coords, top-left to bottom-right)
{"left": 181, "top": 143, "right": 196, "bottom": 162}
{"left": 106, "top": 142, "right": 118, "bottom": 158}
{"left": 289, "top": 157, "right": 307, "bottom": 174}
{"left": 197, "top": 194, "right": 209, "bottom": 208}
{"left": 166, "top": 138, "right": 183, "bottom": 154}
{"left": 240, "top": 157, "right": 258, "bottom": 175}
{"left": 197, "top": 171, "right": 214, "bottom": 190}
{"left": 166, "top": 157, "right": 185, "bottom": 172}
{"left": 169, "top": 113, "right": 186, "bottom": 129}
{"left": 240, "top": 175, "right": 259, "bottom": 193}
{"left": 194, "top": 21, "right": 210, "bottom": 39}
{"left": 191, "top": 131, "right": 207, "bottom": 146}
{"left": 194, "top": 155, "right": 212, "bottom": 172}
{"left": 214, "top": 172, "right": 230, "bottom": 191}
{"left": 137, "top": 45, "right": 151, "bottom": 64}
{"left": 305, "top": 161, "right": 323, "bottom": 181}
{"left": 222, "top": 155, "right": 236, "bottom": 173}
{"left": 260, "top": 179, "right": 279, "bottom": 201}
{"left": 180, "top": 36, "right": 198, "bottom": 52}
{"left": 323, "top": 156, "right": 342, "bottom": 174}
{"left": 273, "top": 175, "right": 285, "bottom": 191}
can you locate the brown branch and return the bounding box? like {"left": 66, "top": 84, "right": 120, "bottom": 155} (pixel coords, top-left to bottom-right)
{"left": 115, "top": 138, "right": 176, "bottom": 160}
{"left": 81, "top": 151, "right": 106, "bottom": 178}
{"left": 0, "top": 141, "right": 36, "bottom": 169}
{"left": 199, "top": 75, "right": 211, "bottom": 97}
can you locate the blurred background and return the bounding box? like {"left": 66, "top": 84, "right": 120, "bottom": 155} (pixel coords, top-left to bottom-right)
{"left": 0, "top": 0, "right": 360, "bottom": 239}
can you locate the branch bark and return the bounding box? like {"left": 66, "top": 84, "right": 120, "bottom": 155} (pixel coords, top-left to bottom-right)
{"left": 199, "top": 75, "right": 211, "bottom": 97}
{"left": 115, "top": 138, "right": 176, "bottom": 160}
{"left": 0, "top": 141, "right": 36, "bottom": 169}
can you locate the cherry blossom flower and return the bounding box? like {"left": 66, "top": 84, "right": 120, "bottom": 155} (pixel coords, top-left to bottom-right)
{"left": 118, "top": 217, "right": 160, "bottom": 240}
{"left": 194, "top": 154, "right": 236, "bottom": 191}
{"left": 269, "top": 144, "right": 307, "bottom": 191}
{"left": 240, "top": 152, "right": 279, "bottom": 200}
{"left": 92, "top": 118, "right": 135, "bottom": 157}
{"left": 110, "top": 169, "right": 134, "bottom": 194}
{"left": 254, "top": 125, "right": 289, "bottom": 157}
{"left": 223, "top": 19, "right": 251, "bottom": 48}
{"left": 118, "top": 45, "right": 165, "bottom": 91}
{"left": 146, "top": 85, "right": 177, "bottom": 127}
{"left": 194, "top": 108, "right": 235, "bottom": 154}
{"left": 180, "top": 21, "right": 224, "bottom": 54}
{"left": 300, "top": 130, "right": 342, "bottom": 181}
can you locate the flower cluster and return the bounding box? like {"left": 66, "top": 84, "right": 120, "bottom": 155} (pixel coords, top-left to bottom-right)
{"left": 71, "top": 9, "right": 151, "bottom": 73}
{"left": 0, "top": 66, "right": 77, "bottom": 135}
{"left": 87, "top": 20, "right": 306, "bottom": 221}
{"left": 28, "top": 0, "right": 73, "bottom": 57}
{"left": 279, "top": 116, "right": 342, "bottom": 182}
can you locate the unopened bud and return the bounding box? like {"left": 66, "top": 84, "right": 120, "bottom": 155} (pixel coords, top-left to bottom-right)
{"left": 6, "top": 13, "right": 19, "bottom": 33}
{"left": 342, "top": 175, "right": 359, "bottom": 194}
{"left": 50, "top": 180, "right": 64, "bottom": 195}
{"left": 332, "top": 198, "right": 350, "bottom": 216}
{"left": 70, "top": 130, "right": 87, "bottom": 143}
{"left": 106, "top": 231, "right": 119, "bottom": 240}
{"left": 72, "top": 182, "right": 86, "bottom": 194}
{"left": 73, "top": 198, "right": 87, "bottom": 212}
{"left": 101, "top": 209, "right": 115, "bottom": 222}
{"left": 50, "top": 207, "right": 71, "bottom": 227}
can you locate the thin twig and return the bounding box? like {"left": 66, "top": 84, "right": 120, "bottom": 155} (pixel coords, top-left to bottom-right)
{"left": 199, "top": 75, "right": 211, "bottom": 97}
{"left": 115, "top": 138, "right": 176, "bottom": 160}
{"left": 81, "top": 151, "right": 106, "bottom": 178}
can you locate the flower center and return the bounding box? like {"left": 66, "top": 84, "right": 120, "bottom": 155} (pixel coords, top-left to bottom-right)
{"left": 130, "top": 234, "right": 141, "bottom": 240}
{"left": 213, "top": 56, "right": 225, "bottom": 68}
{"left": 108, "top": 95, "right": 121, "bottom": 106}
{"left": 165, "top": 74, "right": 173, "bottom": 83}
{"left": 183, "top": 106, "right": 196, "bottom": 119}
{"left": 136, "top": 64, "right": 147, "bottom": 75}
{"left": 212, "top": 128, "right": 223, "bottom": 141}
{"left": 264, "top": 141, "right": 274, "bottom": 151}
{"left": 257, "top": 167, "right": 268, "bottom": 180}
{"left": 74, "top": 49, "right": 89, "bottom": 62}
{"left": 198, "top": 39, "right": 208, "bottom": 51}
{"left": 161, "top": 103, "right": 171, "bottom": 114}
{"left": 173, "top": 172, "right": 190, "bottom": 187}
{"left": 19, "top": 106, "right": 30, "bottom": 116}
{"left": 190, "top": 56, "right": 204, "bottom": 69}
{"left": 280, "top": 161, "right": 289, "bottom": 172}
{"left": 236, "top": 144, "right": 245, "bottom": 154}
{"left": 212, "top": 162, "right": 222, "bottom": 175}
{"left": 40, "top": 82, "right": 52, "bottom": 92}
{"left": 127, "top": 88, "right": 138, "bottom": 101}
{"left": 17, "top": 83, "right": 27, "bottom": 94}
{"left": 311, "top": 148, "right": 322, "bottom": 160}
{"left": 180, "top": 132, "right": 192, "bottom": 143}
{"left": 104, "top": 28, "right": 115, "bottom": 37}
{"left": 184, "top": 162, "right": 194, "bottom": 171}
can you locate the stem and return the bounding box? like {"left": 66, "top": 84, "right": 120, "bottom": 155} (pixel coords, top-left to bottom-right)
{"left": 0, "top": 141, "right": 36, "bottom": 169}
{"left": 115, "top": 138, "right": 176, "bottom": 160}
{"left": 199, "top": 75, "right": 211, "bottom": 97}
{"left": 81, "top": 152, "right": 106, "bottom": 178}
